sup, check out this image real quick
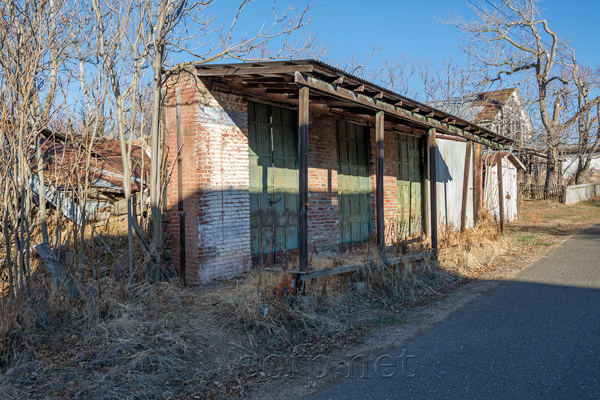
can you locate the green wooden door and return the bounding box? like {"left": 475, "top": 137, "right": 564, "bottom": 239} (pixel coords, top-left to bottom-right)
{"left": 396, "top": 133, "right": 423, "bottom": 238}
{"left": 337, "top": 120, "right": 372, "bottom": 245}
{"left": 248, "top": 102, "right": 298, "bottom": 260}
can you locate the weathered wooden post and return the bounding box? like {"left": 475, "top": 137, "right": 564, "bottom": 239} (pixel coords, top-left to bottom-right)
{"left": 472, "top": 143, "right": 482, "bottom": 225}
{"left": 375, "top": 111, "right": 385, "bottom": 256}
{"left": 298, "top": 86, "right": 309, "bottom": 289}
{"left": 497, "top": 150, "right": 505, "bottom": 234}
{"left": 460, "top": 141, "right": 473, "bottom": 232}
{"left": 428, "top": 128, "right": 438, "bottom": 255}
{"left": 176, "top": 88, "right": 186, "bottom": 284}
{"left": 424, "top": 136, "right": 431, "bottom": 237}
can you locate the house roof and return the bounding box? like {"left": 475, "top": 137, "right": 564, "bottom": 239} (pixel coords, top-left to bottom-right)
{"left": 429, "top": 88, "right": 517, "bottom": 124}
{"left": 471, "top": 88, "right": 517, "bottom": 123}
{"left": 38, "top": 129, "right": 149, "bottom": 194}
{"left": 170, "top": 59, "right": 513, "bottom": 149}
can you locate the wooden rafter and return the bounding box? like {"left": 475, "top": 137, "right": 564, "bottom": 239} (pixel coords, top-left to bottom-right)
{"left": 294, "top": 72, "right": 506, "bottom": 149}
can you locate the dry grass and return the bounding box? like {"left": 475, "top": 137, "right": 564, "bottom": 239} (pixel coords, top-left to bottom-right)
{"left": 212, "top": 217, "right": 505, "bottom": 352}
{"left": 437, "top": 211, "right": 508, "bottom": 277}
{"left": 212, "top": 269, "right": 371, "bottom": 349}
{"left": 0, "top": 279, "right": 256, "bottom": 399}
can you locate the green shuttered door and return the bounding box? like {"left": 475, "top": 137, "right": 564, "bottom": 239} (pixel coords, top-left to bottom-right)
{"left": 248, "top": 102, "right": 298, "bottom": 258}
{"left": 396, "top": 133, "right": 423, "bottom": 238}
{"left": 337, "top": 120, "right": 372, "bottom": 245}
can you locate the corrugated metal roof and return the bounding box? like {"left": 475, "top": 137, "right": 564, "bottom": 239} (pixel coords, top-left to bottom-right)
{"left": 38, "top": 130, "right": 149, "bottom": 193}
{"left": 188, "top": 59, "right": 513, "bottom": 146}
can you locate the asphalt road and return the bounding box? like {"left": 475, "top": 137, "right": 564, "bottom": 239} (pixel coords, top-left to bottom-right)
{"left": 307, "top": 225, "right": 600, "bottom": 400}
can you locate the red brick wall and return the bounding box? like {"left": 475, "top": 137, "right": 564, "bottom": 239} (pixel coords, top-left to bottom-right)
{"left": 165, "top": 73, "right": 251, "bottom": 284}
{"left": 307, "top": 113, "right": 340, "bottom": 251}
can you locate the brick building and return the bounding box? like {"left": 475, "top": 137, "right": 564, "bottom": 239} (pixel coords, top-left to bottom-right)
{"left": 163, "top": 60, "right": 512, "bottom": 284}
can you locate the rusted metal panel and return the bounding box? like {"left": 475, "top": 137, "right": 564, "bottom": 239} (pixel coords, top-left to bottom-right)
{"left": 37, "top": 134, "right": 148, "bottom": 193}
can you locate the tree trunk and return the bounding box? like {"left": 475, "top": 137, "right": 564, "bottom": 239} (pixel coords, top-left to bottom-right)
{"left": 545, "top": 147, "right": 560, "bottom": 190}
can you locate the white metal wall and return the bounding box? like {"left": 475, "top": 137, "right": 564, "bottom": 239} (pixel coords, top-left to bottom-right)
{"left": 435, "top": 139, "right": 475, "bottom": 230}
{"left": 483, "top": 157, "right": 519, "bottom": 222}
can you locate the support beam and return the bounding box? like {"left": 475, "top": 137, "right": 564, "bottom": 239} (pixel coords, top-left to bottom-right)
{"left": 460, "top": 141, "right": 473, "bottom": 232}
{"left": 473, "top": 143, "right": 482, "bottom": 225}
{"left": 298, "top": 86, "right": 310, "bottom": 284}
{"left": 295, "top": 72, "right": 506, "bottom": 149}
{"left": 196, "top": 64, "right": 314, "bottom": 76}
{"left": 176, "top": 88, "right": 186, "bottom": 284}
{"left": 429, "top": 128, "right": 438, "bottom": 255}
{"left": 424, "top": 136, "right": 431, "bottom": 237}
{"left": 375, "top": 111, "right": 385, "bottom": 255}
{"left": 497, "top": 150, "right": 505, "bottom": 234}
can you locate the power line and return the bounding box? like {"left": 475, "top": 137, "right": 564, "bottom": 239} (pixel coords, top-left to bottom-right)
{"left": 467, "top": 0, "right": 553, "bottom": 49}
{"left": 482, "top": 0, "right": 553, "bottom": 48}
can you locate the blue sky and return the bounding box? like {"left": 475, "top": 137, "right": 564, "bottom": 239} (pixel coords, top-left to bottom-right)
{"left": 207, "top": 0, "right": 600, "bottom": 68}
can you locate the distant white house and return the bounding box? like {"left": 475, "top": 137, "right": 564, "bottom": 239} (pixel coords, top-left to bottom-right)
{"left": 561, "top": 148, "right": 600, "bottom": 183}
{"left": 429, "top": 88, "right": 535, "bottom": 149}
{"left": 483, "top": 151, "right": 526, "bottom": 222}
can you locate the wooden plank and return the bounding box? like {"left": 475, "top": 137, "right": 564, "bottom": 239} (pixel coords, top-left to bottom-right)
{"left": 429, "top": 129, "right": 438, "bottom": 255}
{"left": 460, "top": 141, "right": 473, "bottom": 232}
{"left": 196, "top": 64, "right": 314, "bottom": 76}
{"left": 298, "top": 253, "right": 432, "bottom": 281}
{"left": 294, "top": 72, "right": 506, "bottom": 150}
{"left": 298, "top": 87, "right": 309, "bottom": 278}
{"left": 497, "top": 151, "right": 505, "bottom": 233}
{"left": 376, "top": 111, "right": 385, "bottom": 254}
{"left": 473, "top": 143, "right": 482, "bottom": 224}
{"left": 176, "top": 88, "right": 186, "bottom": 284}
{"left": 300, "top": 264, "right": 361, "bottom": 280}
{"left": 34, "top": 242, "right": 81, "bottom": 299}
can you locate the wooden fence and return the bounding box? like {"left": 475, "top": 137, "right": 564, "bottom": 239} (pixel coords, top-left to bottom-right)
{"left": 519, "top": 183, "right": 564, "bottom": 202}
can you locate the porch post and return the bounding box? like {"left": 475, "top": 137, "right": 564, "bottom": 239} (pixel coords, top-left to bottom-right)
{"left": 428, "top": 128, "right": 438, "bottom": 255}
{"left": 460, "top": 141, "right": 473, "bottom": 232}
{"left": 375, "top": 111, "right": 385, "bottom": 255}
{"left": 497, "top": 150, "right": 505, "bottom": 233}
{"left": 424, "top": 135, "right": 431, "bottom": 236}
{"left": 472, "top": 143, "right": 482, "bottom": 225}
{"left": 298, "top": 87, "right": 309, "bottom": 276}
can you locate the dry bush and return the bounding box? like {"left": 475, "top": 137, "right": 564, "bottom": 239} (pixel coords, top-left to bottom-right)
{"left": 215, "top": 213, "right": 506, "bottom": 349}
{"left": 365, "top": 257, "right": 451, "bottom": 304}
{"left": 212, "top": 269, "right": 369, "bottom": 348}
{"left": 438, "top": 211, "right": 507, "bottom": 276}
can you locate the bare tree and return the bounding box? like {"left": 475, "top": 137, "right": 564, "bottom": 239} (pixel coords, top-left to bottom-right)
{"left": 568, "top": 56, "right": 600, "bottom": 184}
{"left": 443, "top": 0, "right": 600, "bottom": 189}
{"left": 78, "top": 0, "right": 318, "bottom": 280}
{"left": 0, "top": 0, "right": 73, "bottom": 297}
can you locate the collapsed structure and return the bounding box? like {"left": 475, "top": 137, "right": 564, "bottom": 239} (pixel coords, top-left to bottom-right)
{"left": 162, "top": 60, "right": 512, "bottom": 284}
{"left": 33, "top": 129, "right": 149, "bottom": 224}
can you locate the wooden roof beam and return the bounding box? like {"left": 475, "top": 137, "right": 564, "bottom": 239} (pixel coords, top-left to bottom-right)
{"left": 294, "top": 72, "right": 507, "bottom": 149}
{"left": 196, "top": 64, "right": 314, "bottom": 77}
